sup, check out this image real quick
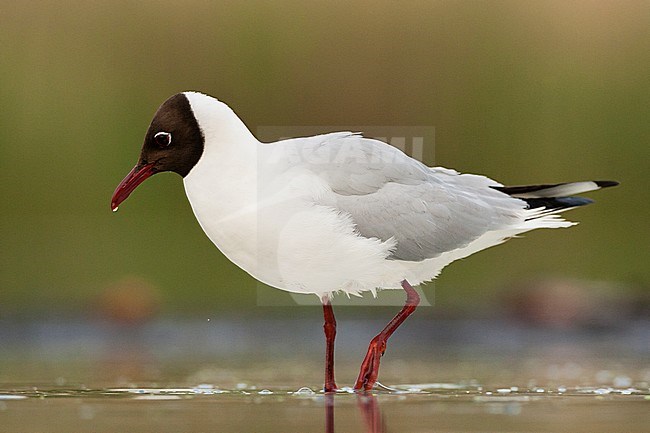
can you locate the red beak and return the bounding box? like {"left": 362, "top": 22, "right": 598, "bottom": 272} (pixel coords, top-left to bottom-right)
{"left": 111, "top": 162, "right": 156, "bottom": 211}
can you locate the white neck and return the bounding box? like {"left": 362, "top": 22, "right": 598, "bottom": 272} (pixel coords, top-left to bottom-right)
{"left": 181, "top": 92, "right": 261, "bottom": 268}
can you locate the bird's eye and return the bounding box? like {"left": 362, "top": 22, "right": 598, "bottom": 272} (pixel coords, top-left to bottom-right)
{"left": 154, "top": 131, "right": 172, "bottom": 147}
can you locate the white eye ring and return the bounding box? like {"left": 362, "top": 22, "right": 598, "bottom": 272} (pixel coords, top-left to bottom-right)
{"left": 154, "top": 131, "right": 172, "bottom": 147}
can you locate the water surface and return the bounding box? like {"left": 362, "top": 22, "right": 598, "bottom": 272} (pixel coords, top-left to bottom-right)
{"left": 1, "top": 318, "right": 648, "bottom": 432}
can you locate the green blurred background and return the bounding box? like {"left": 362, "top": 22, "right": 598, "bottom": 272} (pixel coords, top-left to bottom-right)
{"left": 1, "top": 0, "right": 648, "bottom": 318}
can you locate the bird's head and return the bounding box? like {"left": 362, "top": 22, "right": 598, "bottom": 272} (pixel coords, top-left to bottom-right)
{"left": 111, "top": 92, "right": 206, "bottom": 211}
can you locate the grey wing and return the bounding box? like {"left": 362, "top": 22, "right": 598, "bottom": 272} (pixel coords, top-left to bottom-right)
{"left": 264, "top": 132, "right": 432, "bottom": 193}
{"left": 270, "top": 132, "right": 525, "bottom": 261}
{"left": 335, "top": 178, "right": 524, "bottom": 261}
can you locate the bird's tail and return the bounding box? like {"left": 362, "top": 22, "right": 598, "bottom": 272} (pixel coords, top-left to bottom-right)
{"left": 492, "top": 180, "right": 619, "bottom": 215}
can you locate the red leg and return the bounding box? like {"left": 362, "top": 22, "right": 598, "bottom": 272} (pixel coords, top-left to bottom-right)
{"left": 323, "top": 297, "right": 338, "bottom": 392}
{"left": 354, "top": 280, "right": 420, "bottom": 390}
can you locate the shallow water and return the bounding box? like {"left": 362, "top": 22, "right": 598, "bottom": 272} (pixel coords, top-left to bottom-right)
{"left": 1, "top": 318, "right": 648, "bottom": 432}
{"left": 1, "top": 383, "right": 648, "bottom": 433}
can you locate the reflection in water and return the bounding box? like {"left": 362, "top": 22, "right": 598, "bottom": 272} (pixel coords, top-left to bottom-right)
{"left": 357, "top": 393, "right": 385, "bottom": 433}
{"left": 325, "top": 393, "right": 334, "bottom": 433}
{"left": 325, "top": 392, "right": 385, "bottom": 433}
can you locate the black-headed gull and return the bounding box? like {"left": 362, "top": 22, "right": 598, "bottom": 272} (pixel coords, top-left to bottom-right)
{"left": 111, "top": 92, "right": 617, "bottom": 391}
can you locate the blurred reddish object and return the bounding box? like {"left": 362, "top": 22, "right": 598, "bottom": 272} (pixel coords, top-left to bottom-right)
{"left": 96, "top": 276, "right": 161, "bottom": 325}
{"left": 504, "top": 278, "right": 643, "bottom": 329}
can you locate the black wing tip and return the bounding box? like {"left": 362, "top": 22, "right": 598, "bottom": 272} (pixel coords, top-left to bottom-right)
{"left": 560, "top": 196, "right": 595, "bottom": 207}
{"left": 525, "top": 196, "right": 594, "bottom": 211}
{"left": 492, "top": 180, "right": 620, "bottom": 196}
{"left": 524, "top": 197, "right": 594, "bottom": 209}
{"left": 595, "top": 180, "right": 619, "bottom": 188}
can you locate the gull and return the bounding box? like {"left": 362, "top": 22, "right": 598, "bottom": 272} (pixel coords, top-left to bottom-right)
{"left": 111, "top": 92, "right": 617, "bottom": 391}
